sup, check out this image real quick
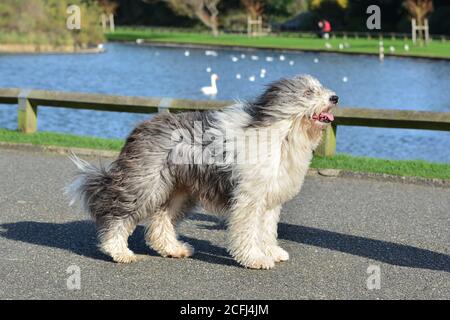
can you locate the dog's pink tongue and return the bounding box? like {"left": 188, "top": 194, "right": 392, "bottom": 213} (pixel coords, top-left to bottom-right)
{"left": 319, "top": 112, "right": 334, "bottom": 122}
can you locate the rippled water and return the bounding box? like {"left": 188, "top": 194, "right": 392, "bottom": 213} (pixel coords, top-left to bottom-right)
{"left": 0, "top": 43, "right": 449, "bottom": 162}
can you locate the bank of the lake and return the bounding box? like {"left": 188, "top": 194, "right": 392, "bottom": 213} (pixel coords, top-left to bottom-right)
{"left": 107, "top": 28, "right": 450, "bottom": 60}
{"left": 0, "top": 44, "right": 105, "bottom": 54}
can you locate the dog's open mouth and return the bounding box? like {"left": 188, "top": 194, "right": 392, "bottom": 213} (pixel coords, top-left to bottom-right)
{"left": 311, "top": 111, "right": 334, "bottom": 123}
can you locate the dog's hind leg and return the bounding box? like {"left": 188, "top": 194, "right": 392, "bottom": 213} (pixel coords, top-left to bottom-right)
{"left": 97, "top": 215, "right": 140, "bottom": 263}
{"left": 259, "top": 206, "right": 289, "bottom": 263}
{"left": 145, "top": 192, "right": 194, "bottom": 258}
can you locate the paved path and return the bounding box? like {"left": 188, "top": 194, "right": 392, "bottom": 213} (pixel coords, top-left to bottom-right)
{"left": 0, "top": 148, "right": 448, "bottom": 299}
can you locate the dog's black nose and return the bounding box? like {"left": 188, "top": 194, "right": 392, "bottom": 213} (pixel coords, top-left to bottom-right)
{"left": 330, "top": 95, "right": 339, "bottom": 104}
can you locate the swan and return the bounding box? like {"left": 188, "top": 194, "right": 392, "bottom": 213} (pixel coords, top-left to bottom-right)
{"left": 201, "top": 74, "right": 219, "bottom": 96}
{"left": 260, "top": 69, "right": 266, "bottom": 78}
{"left": 205, "top": 50, "right": 218, "bottom": 56}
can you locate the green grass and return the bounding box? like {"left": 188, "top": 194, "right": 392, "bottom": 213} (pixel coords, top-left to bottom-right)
{"left": 0, "top": 128, "right": 123, "bottom": 151}
{"left": 106, "top": 28, "right": 450, "bottom": 60}
{"left": 1, "top": 128, "right": 449, "bottom": 180}
{"left": 312, "top": 154, "right": 450, "bottom": 180}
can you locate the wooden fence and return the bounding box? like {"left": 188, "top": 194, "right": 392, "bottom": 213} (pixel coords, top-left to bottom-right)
{"left": 1, "top": 88, "right": 450, "bottom": 157}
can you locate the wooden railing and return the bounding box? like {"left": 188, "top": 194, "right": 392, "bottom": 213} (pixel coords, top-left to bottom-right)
{"left": 1, "top": 88, "right": 450, "bottom": 157}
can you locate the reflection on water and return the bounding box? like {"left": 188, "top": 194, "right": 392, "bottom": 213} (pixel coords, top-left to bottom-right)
{"left": 0, "top": 43, "right": 449, "bottom": 162}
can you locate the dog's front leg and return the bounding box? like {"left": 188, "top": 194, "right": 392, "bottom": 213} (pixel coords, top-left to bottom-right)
{"left": 260, "top": 206, "right": 289, "bottom": 263}
{"left": 227, "top": 202, "right": 275, "bottom": 270}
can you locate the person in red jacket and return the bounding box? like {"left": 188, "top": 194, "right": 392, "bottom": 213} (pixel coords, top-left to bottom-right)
{"left": 318, "top": 19, "right": 332, "bottom": 39}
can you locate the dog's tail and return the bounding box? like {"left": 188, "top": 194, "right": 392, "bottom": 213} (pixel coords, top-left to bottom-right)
{"left": 65, "top": 152, "right": 110, "bottom": 218}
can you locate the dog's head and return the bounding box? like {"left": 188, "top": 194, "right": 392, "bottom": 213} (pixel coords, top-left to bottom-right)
{"left": 249, "top": 75, "right": 338, "bottom": 128}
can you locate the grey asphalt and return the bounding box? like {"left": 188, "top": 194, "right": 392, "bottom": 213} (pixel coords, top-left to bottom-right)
{"left": 0, "top": 148, "right": 449, "bottom": 300}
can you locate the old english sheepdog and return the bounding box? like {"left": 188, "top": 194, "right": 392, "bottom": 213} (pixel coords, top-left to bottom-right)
{"left": 67, "top": 75, "right": 338, "bottom": 269}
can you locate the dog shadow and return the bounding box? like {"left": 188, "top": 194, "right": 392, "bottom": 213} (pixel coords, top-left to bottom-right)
{"left": 0, "top": 216, "right": 448, "bottom": 272}
{"left": 0, "top": 219, "right": 236, "bottom": 266}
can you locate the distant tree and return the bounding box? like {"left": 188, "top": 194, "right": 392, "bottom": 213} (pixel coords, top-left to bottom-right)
{"left": 310, "top": 0, "right": 348, "bottom": 10}
{"left": 403, "top": 0, "right": 434, "bottom": 25}
{"left": 241, "top": 0, "right": 307, "bottom": 19}
{"left": 97, "top": 0, "right": 119, "bottom": 14}
{"left": 144, "top": 0, "right": 221, "bottom": 35}
{"left": 242, "top": 0, "right": 264, "bottom": 19}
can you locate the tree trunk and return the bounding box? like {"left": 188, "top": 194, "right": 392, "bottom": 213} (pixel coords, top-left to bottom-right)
{"left": 195, "top": 7, "right": 218, "bottom": 36}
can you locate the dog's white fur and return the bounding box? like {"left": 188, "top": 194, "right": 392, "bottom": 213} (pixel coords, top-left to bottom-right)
{"left": 214, "top": 108, "right": 325, "bottom": 268}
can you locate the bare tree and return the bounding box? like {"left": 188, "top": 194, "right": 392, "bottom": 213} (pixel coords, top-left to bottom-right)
{"left": 403, "top": 0, "right": 434, "bottom": 25}
{"left": 145, "top": 0, "right": 220, "bottom": 36}
{"left": 242, "top": 0, "right": 264, "bottom": 19}
{"left": 97, "top": 0, "right": 119, "bottom": 14}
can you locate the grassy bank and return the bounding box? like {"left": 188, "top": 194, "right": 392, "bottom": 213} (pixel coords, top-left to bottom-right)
{"left": 0, "top": 129, "right": 123, "bottom": 151}
{"left": 0, "top": 0, "right": 104, "bottom": 48}
{"left": 107, "top": 28, "right": 450, "bottom": 60}
{"left": 1, "top": 128, "right": 449, "bottom": 180}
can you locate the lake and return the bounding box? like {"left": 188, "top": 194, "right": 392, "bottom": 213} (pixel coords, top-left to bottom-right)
{"left": 0, "top": 43, "right": 449, "bottom": 162}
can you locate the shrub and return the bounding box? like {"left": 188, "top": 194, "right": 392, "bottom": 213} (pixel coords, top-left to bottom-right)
{"left": 0, "top": 0, "right": 104, "bottom": 47}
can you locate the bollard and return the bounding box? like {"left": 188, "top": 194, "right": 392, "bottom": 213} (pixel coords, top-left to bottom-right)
{"left": 18, "top": 90, "right": 37, "bottom": 134}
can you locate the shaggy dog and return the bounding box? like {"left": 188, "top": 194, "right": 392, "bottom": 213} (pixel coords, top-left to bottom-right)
{"left": 67, "top": 75, "right": 338, "bottom": 269}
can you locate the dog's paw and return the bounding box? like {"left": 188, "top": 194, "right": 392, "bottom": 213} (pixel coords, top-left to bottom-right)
{"left": 112, "top": 251, "right": 139, "bottom": 264}
{"left": 266, "top": 245, "right": 290, "bottom": 262}
{"left": 244, "top": 256, "right": 275, "bottom": 270}
{"left": 164, "top": 243, "right": 194, "bottom": 259}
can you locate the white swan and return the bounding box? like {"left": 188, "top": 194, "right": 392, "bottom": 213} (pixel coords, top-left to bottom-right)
{"left": 201, "top": 74, "right": 219, "bottom": 96}
{"left": 205, "top": 50, "right": 218, "bottom": 56}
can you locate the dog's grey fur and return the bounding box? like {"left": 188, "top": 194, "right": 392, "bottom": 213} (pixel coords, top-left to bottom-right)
{"left": 67, "top": 74, "right": 337, "bottom": 268}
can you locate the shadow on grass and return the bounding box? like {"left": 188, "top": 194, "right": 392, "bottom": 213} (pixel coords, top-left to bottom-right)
{"left": 0, "top": 214, "right": 448, "bottom": 272}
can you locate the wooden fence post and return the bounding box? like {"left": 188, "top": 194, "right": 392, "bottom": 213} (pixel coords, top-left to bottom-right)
{"left": 315, "top": 124, "right": 337, "bottom": 157}
{"left": 18, "top": 90, "right": 37, "bottom": 133}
